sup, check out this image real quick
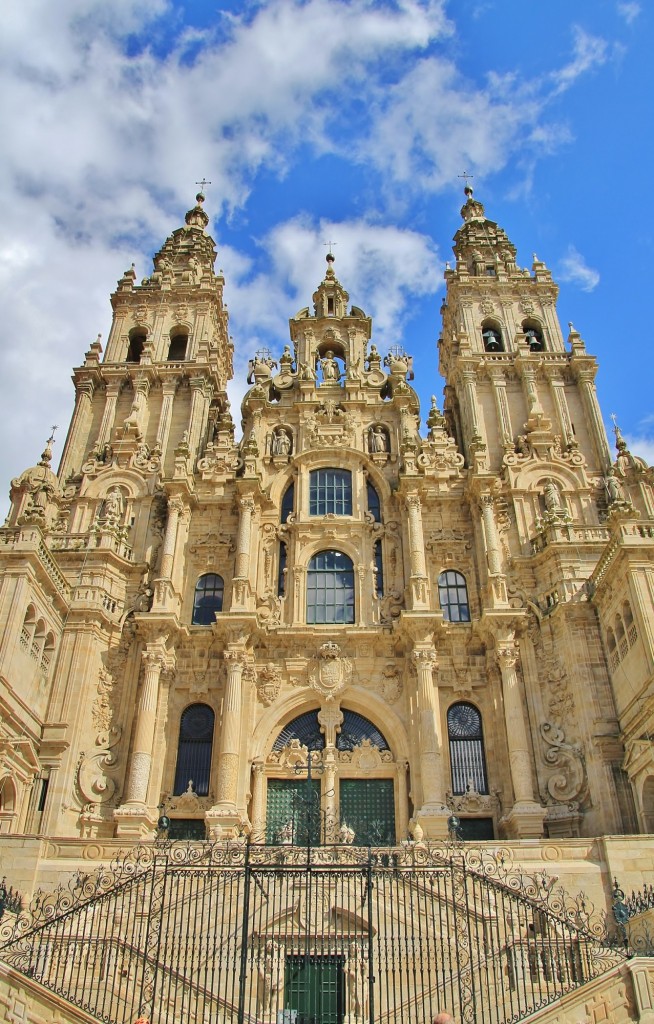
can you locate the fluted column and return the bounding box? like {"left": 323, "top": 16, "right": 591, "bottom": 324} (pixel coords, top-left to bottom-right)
{"left": 496, "top": 642, "right": 536, "bottom": 804}
{"left": 156, "top": 380, "right": 178, "bottom": 457}
{"left": 575, "top": 367, "right": 612, "bottom": 470}
{"left": 412, "top": 648, "right": 446, "bottom": 810}
{"left": 235, "top": 496, "right": 255, "bottom": 579}
{"left": 396, "top": 759, "right": 409, "bottom": 840}
{"left": 546, "top": 370, "right": 575, "bottom": 448}
{"left": 97, "top": 381, "right": 121, "bottom": 448}
{"left": 460, "top": 367, "right": 483, "bottom": 443}
{"left": 159, "top": 496, "right": 184, "bottom": 581}
{"left": 406, "top": 493, "right": 429, "bottom": 609}
{"left": 59, "top": 379, "right": 95, "bottom": 479}
{"left": 488, "top": 370, "right": 513, "bottom": 448}
{"left": 123, "top": 646, "right": 172, "bottom": 805}
{"left": 251, "top": 759, "right": 266, "bottom": 841}
{"left": 215, "top": 651, "right": 245, "bottom": 809}
{"left": 480, "top": 495, "right": 502, "bottom": 575}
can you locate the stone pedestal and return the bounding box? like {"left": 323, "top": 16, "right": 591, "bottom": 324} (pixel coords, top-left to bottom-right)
{"left": 415, "top": 806, "right": 452, "bottom": 840}
{"left": 113, "top": 804, "right": 158, "bottom": 839}
{"left": 500, "top": 802, "right": 547, "bottom": 840}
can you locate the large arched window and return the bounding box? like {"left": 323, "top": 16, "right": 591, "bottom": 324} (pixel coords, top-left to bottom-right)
{"left": 309, "top": 469, "right": 352, "bottom": 516}
{"left": 447, "top": 702, "right": 488, "bottom": 795}
{"left": 307, "top": 550, "right": 354, "bottom": 624}
{"left": 192, "top": 573, "right": 224, "bottom": 625}
{"left": 281, "top": 481, "right": 294, "bottom": 523}
{"left": 173, "top": 704, "right": 215, "bottom": 796}
{"left": 438, "top": 570, "right": 470, "bottom": 622}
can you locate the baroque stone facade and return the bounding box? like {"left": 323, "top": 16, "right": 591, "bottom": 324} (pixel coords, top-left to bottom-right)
{"left": 1, "top": 187, "right": 654, "bottom": 1019}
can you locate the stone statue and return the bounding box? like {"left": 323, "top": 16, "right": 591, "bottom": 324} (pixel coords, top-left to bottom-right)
{"left": 320, "top": 350, "right": 340, "bottom": 382}
{"left": 369, "top": 425, "right": 388, "bottom": 453}
{"left": 345, "top": 942, "right": 369, "bottom": 1020}
{"left": 543, "top": 480, "right": 563, "bottom": 512}
{"left": 299, "top": 360, "right": 316, "bottom": 381}
{"left": 104, "top": 487, "right": 124, "bottom": 522}
{"left": 271, "top": 428, "right": 292, "bottom": 457}
{"left": 605, "top": 469, "right": 624, "bottom": 504}
{"left": 258, "top": 940, "right": 284, "bottom": 1019}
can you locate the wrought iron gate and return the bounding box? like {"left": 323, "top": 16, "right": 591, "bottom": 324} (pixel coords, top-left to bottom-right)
{"left": 0, "top": 842, "right": 627, "bottom": 1024}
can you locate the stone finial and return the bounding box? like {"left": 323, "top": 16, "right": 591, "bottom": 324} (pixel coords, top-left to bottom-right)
{"left": 185, "top": 191, "right": 210, "bottom": 231}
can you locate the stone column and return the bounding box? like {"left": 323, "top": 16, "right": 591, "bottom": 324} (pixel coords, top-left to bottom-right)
{"left": 122, "top": 645, "right": 172, "bottom": 809}
{"left": 405, "top": 493, "right": 429, "bottom": 609}
{"left": 235, "top": 496, "right": 255, "bottom": 579}
{"left": 496, "top": 640, "right": 545, "bottom": 838}
{"left": 214, "top": 651, "right": 245, "bottom": 809}
{"left": 412, "top": 648, "right": 448, "bottom": 836}
{"left": 156, "top": 380, "right": 178, "bottom": 457}
{"left": 323, "top": 749, "right": 337, "bottom": 843}
{"left": 97, "top": 381, "right": 121, "bottom": 448}
{"left": 460, "top": 367, "right": 483, "bottom": 443}
{"left": 250, "top": 759, "right": 266, "bottom": 842}
{"left": 489, "top": 370, "right": 513, "bottom": 446}
{"left": 59, "top": 379, "right": 95, "bottom": 480}
{"left": 159, "top": 496, "right": 184, "bottom": 581}
{"left": 575, "top": 367, "right": 612, "bottom": 470}
{"left": 546, "top": 370, "right": 575, "bottom": 448}
{"left": 187, "top": 377, "right": 212, "bottom": 461}
{"left": 480, "top": 495, "right": 502, "bottom": 575}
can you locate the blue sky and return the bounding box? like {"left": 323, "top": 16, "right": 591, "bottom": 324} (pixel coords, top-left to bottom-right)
{"left": 0, "top": 0, "right": 652, "bottom": 516}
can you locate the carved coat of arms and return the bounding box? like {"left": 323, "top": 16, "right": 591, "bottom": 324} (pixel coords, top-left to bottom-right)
{"left": 309, "top": 642, "right": 352, "bottom": 698}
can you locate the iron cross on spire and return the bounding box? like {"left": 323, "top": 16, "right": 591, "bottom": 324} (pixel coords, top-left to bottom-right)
{"left": 195, "top": 178, "right": 211, "bottom": 192}
{"left": 458, "top": 170, "right": 474, "bottom": 187}
{"left": 323, "top": 240, "right": 337, "bottom": 255}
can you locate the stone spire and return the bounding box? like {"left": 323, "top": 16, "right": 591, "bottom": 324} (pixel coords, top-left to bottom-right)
{"left": 453, "top": 184, "right": 517, "bottom": 275}
{"left": 312, "top": 251, "right": 350, "bottom": 319}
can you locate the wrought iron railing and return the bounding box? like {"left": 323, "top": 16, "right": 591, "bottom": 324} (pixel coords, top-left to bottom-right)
{"left": 0, "top": 842, "right": 639, "bottom": 1024}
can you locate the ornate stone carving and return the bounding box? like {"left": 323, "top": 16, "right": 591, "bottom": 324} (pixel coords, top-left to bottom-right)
{"left": 255, "top": 663, "right": 282, "bottom": 706}
{"left": 77, "top": 726, "right": 122, "bottom": 809}
{"left": 540, "top": 722, "right": 587, "bottom": 806}
{"left": 308, "top": 642, "right": 352, "bottom": 698}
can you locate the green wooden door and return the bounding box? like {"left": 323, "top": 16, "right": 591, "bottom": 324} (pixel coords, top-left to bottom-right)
{"left": 266, "top": 778, "right": 321, "bottom": 845}
{"left": 339, "top": 778, "right": 396, "bottom": 845}
{"left": 285, "top": 955, "right": 344, "bottom": 1024}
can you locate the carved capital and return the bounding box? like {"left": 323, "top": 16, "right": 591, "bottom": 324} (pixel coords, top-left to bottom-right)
{"left": 412, "top": 648, "right": 437, "bottom": 667}
{"left": 496, "top": 644, "right": 519, "bottom": 671}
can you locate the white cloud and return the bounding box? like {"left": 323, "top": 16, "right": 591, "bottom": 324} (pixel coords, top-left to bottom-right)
{"left": 624, "top": 435, "right": 654, "bottom": 467}
{"left": 558, "top": 245, "right": 600, "bottom": 292}
{"left": 550, "top": 26, "right": 608, "bottom": 95}
{"left": 617, "top": 3, "right": 641, "bottom": 25}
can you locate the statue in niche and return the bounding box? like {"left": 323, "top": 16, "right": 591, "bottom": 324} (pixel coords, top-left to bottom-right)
{"left": 320, "top": 350, "right": 341, "bottom": 382}
{"left": 369, "top": 425, "right": 388, "bottom": 453}
{"left": 271, "top": 428, "right": 292, "bottom": 457}
{"left": 605, "top": 468, "right": 625, "bottom": 504}
{"left": 103, "top": 487, "right": 124, "bottom": 523}
{"left": 543, "top": 479, "right": 563, "bottom": 512}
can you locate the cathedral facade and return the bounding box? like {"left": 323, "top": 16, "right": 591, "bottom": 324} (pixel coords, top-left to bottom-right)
{"left": 1, "top": 187, "right": 654, "bottom": 1022}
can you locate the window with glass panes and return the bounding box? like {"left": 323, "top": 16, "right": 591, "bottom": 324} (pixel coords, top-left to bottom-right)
{"left": 309, "top": 469, "right": 352, "bottom": 516}
{"left": 367, "top": 480, "right": 381, "bottom": 522}
{"left": 307, "top": 550, "right": 354, "bottom": 624}
{"left": 447, "top": 702, "right": 488, "bottom": 795}
{"left": 192, "top": 573, "right": 224, "bottom": 625}
{"left": 266, "top": 778, "right": 321, "bottom": 845}
{"left": 438, "top": 570, "right": 470, "bottom": 622}
{"left": 173, "top": 704, "right": 215, "bottom": 796}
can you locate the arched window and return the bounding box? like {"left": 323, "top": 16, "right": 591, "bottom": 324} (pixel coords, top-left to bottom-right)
{"left": 41, "top": 632, "right": 55, "bottom": 672}
{"left": 21, "top": 605, "right": 36, "bottom": 651}
{"left": 273, "top": 710, "right": 325, "bottom": 752}
{"left": 31, "top": 620, "right": 46, "bottom": 661}
{"left": 337, "top": 710, "right": 390, "bottom": 751}
{"left": 367, "top": 480, "right": 381, "bottom": 522}
{"left": 481, "top": 324, "right": 504, "bottom": 353}
{"left": 624, "top": 602, "right": 637, "bottom": 646}
{"left": 309, "top": 469, "right": 352, "bottom": 516}
{"left": 167, "top": 334, "right": 188, "bottom": 360}
{"left": 615, "top": 615, "right": 628, "bottom": 660}
{"left": 173, "top": 704, "right": 215, "bottom": 796}
{"left": 126, "top": 332, "right": 145, "bottom": 363}
{"left": 447, "top": 702, "right": 488, "bottom": 795}
{"left": 281, "top": 481, "right": 294, "bottom": 523}
{"left": 438, "top": 570, "right": 470, "bottom": 622}
{"left": 192, "top": 574, "right": 224, "bottom": 625}
{"left": 307, "top": 550, "right": 354, "bottom": 624}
